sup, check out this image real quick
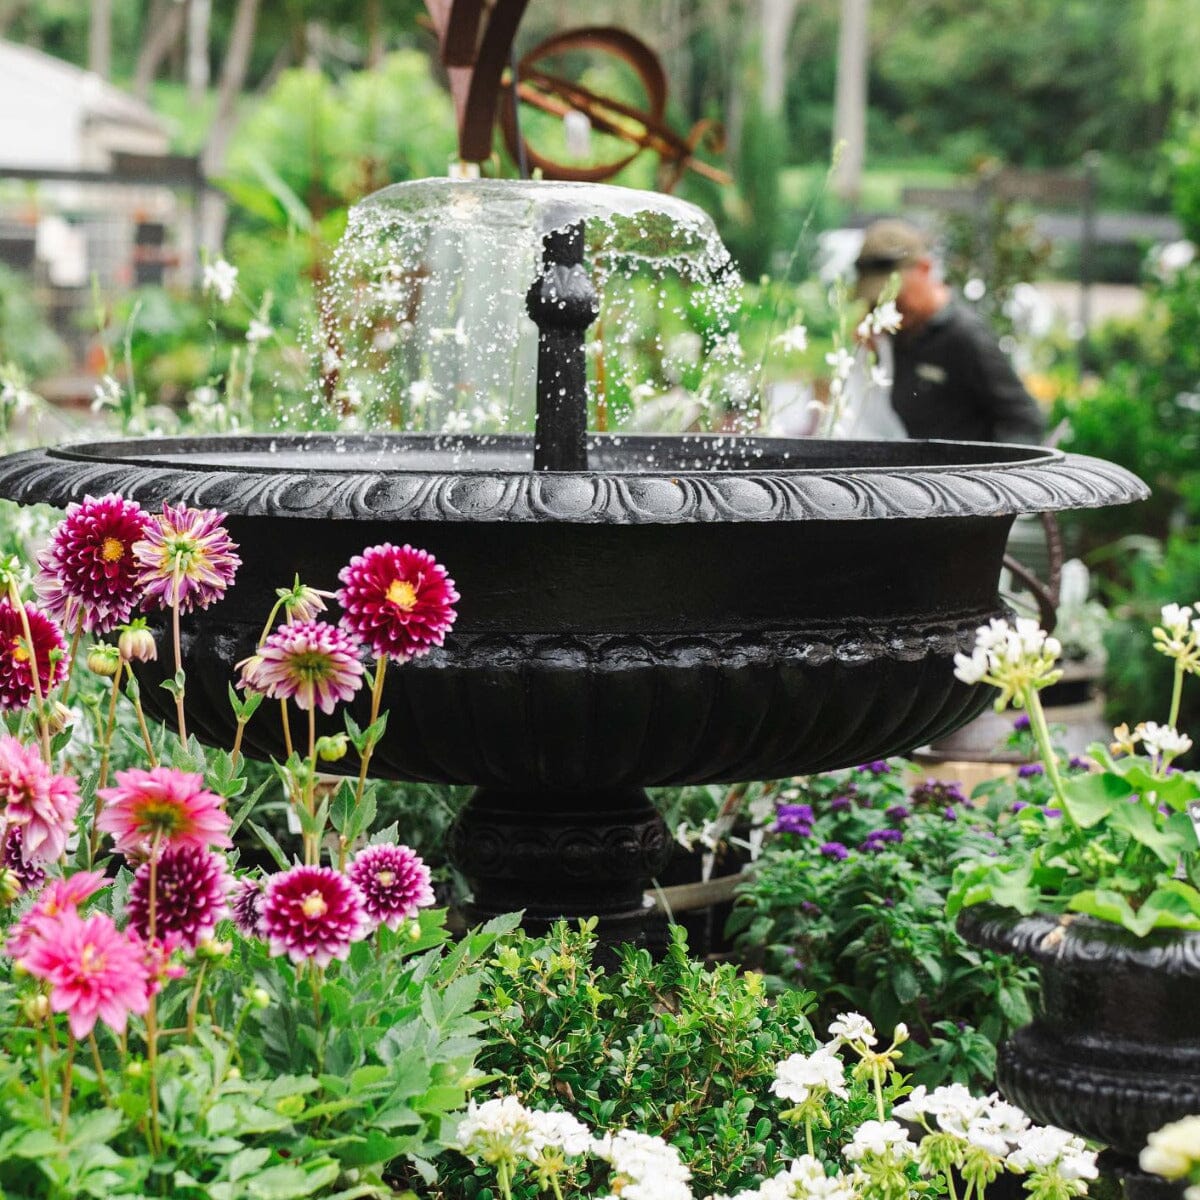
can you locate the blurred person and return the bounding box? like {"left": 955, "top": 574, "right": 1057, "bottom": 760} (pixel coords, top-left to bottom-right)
{"left": 854, "top": 219, "right": 1045, "bottom": 445}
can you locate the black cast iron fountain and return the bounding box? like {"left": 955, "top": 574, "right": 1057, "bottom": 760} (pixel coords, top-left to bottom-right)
{"left": 0, "top": 179, "right": 1147, "bottom": 946}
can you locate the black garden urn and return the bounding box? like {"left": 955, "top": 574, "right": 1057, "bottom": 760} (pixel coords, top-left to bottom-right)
{"left": 0, "top": 180, "right": 1148, "bottom": 947}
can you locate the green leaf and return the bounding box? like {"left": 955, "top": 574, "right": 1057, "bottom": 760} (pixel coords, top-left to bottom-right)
{"left": 1109, "top": 801, "right": 1197, "bottom": 867}
{"left": 247, "top": 820, "right": 291, "bottom": 870}
{"left": 1062, "top": 771, "right": 1133, "bottom": 828}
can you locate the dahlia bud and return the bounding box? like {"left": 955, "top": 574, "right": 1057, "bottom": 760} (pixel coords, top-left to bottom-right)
{"left": 0, "top": 867, "right": 21, "bottom": 905}
{"left": 277, "top": 577, "right": 332, "bottom": 624}
{"left": 196, "top": 935, "right": 232, "bottom": 961}
{"left": 118, "top": 619, "right": 158, "bottom": 663}
{"left": 125, "top": 1060, "right": 145, "bottom": 1078}
{"left": 227, "top": 1065, "right": 242, "bottom": 1080}
{"left": 45, "top": 700, "right": 73, "bottom": 735}
{"left": 21, "top": 993, "right": 50, "bottom": 1023}
{"left": 315, "top": 734, "right": 349, "bottom": 763}
{"left": 249, "top": 987, "right": 271, "bottom": 1010}
{"left": 87, "top": 643, "right": 122, "bottom": 678}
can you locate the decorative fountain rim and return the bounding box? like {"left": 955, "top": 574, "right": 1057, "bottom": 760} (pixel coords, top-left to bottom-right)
{"left": 0, "top": 434, "right": 1147, "bottom": 525}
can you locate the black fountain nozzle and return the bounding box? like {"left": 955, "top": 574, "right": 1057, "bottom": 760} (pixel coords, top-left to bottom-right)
{"left": 527, "top": 220, "right": 600, "bottom": 472}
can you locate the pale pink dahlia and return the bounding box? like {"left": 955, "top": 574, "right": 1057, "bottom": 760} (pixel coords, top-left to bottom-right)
{"left": 0, "top": 600, "right": 66, "bottom": 710}
{"left": 336, "top": 543, "right": 458, "bottom": 663}
{"left": 4, "top": 869, "right": 107, "bottom": 960}
{"left": 260, "top": 865, "right": 366, "bottom": 967}
{"left": 134, "top": 503, "right": 240, "bottom": 613}
{"left": 35, "top": 494, "right": 152, "bottom": 633}
{"left": 347, "top": 843, "right": 435, "bottom": 931}
{"left": 96, "top": 767, "right": 231, "bottom": 859}
{"left": 0, "top": 734, "right": 80, "bottom": 864}
{"left": 127, "top": 843, "right": 230, "bottom": 947}
{"left": 17, "top": 907, "right": 151, "bottom": 1037}
{"left": 239, "top": 620, "right": 364, "bottom": 714}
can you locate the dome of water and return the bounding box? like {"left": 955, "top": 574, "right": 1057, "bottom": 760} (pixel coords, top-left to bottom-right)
{"left": 292, "top": 178, "right": 746, "bottom": 439}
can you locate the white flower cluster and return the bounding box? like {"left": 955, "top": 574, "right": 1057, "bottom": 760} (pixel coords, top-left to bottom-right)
{"left": 953, "top": 616, "right": 1063, "bottom": 710}
{"left": 1154, "top": 602, "right": 1200, "bottom": 675}
{"left": 771, "top": 1047, "right": 849, "bottom": 1104}
{"left": 720, "top": 1154, "right": 857, "bottom": 1200}
{"left": 594, "top": 1128, "right": 693, "bottom": 1200}
{"left": 775, "top": 324, "right": 809, "bottom": 355}
{"left": 856, "top": 300, "right": 902, "bottom": 340}
{"left": 843, "top": 1119, "right": 915, "bottom": 1162}
{"left": 202, "top": 258, "right": 238, "bottom": 304}
{"left": 1141, "top": 1115, "right": 1200, "bottom": 1197}
{"left": 897, "top": 1086, "right": 1097, "bottom": 1192}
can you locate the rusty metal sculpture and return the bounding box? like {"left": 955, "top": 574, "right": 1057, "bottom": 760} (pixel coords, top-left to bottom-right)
{"left": 422, "top": 0, "right": 728, "bottom": 188}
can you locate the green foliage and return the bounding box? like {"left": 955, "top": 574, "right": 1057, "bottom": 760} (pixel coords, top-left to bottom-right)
{"left": 728, "top": 765, "right": 1037, "bottom": 1090}
{"left": 0, "top": 266, "right": 67, "bottom": 380}
{"left": 723, "top": 100, "right": 786, "bottom": 279}
{"left": 430, "top": 922, "right": 828, "bottom": 1198}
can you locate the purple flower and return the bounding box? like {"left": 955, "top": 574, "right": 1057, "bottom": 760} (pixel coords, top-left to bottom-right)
{"left": 884, "top": 805, "right": 911, "bottom": 824}
{"left": 1012, "top": 800, "right": 1029, "bottom": 813}
{"left": 860, "top": 828, "right": 904, "bottom": 853}
{"left": 230, "top": 876, "right": 265, "bottom": 937}
{"left": 238, "top": 620, "right": 365, "bottom": 714}
{"left": 346, "top": 843, "right": 435, "bottom": 932}
{"left": 857, "top": 760, "right": 891, "bottom": 776}
{"left": 882, "top": 897, "right": 896, "bottom": 908}
{"left": 1017, "top": 763, "right": 1044, "bottom": 779}
{"left": 1068, "top": 756, "right": 1090, "bottom": 772}
{"left": 1012, "top": 714, "right": 1031, "bottom": 732}
{"left": 127, "top": 844, "right": 230, "bottom": 948}
{"left": 1043, "top": 807, "right": 1063, "bottom": 820}
{"left": 800, "top": 900, "right": 821, "bottom": 917}
{"left": 819, "top": 842, "right": 849, "bottom": 861}
{"left": 910, "top": 779, "right": 967, "bottom": 809}
{"left": 944, "top": 807, "right": 958, "bottom": 822}
{"left": 134, "top": 503, "right": 240, "bottom": 613}
{"left": 829, "top": 794, "right": 853, "bottom": 814}
{"left": 773, "top": 803, "right": 815, "bottom": 836}
{"left": 260, "top": 866, "right": 367, "bottom": 966}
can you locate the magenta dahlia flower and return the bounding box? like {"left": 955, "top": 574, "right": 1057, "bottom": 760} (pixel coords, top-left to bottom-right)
{"left": 127, "top": 843, "right": 230, "bottom": 947}
{"left": 260, "top": 865, "right": 366, "bottom": 967}
{"left": 1, "top": 827, "right": 45, "bottom": 893}
{"left": 230, "top": 875, "right": 265, "bottom": 937}
{"left": 239, "top": 620, "right": 365, "bottom": 714}
{"left": 0, "top": 600, "right": 66, "bottom": 710}
{"left": 0, "top": 734, "right": 80, "bottom": 864}
{"left": 133, "top": 503, "right": 241, "bottom": 613}
{"left": 96, "top": 767, "right": 231, "bottom": 859}
{"left": 17, "top": 907, "right": 151, "bottom": 1037}
{"left": 336, "top": 543, "right": 458, "bottom": 663}
{"left": 347, "top": 843, "right": 435, "bottom": 932}
{"left": 35, "top": 494, "right": 152, "bottom": 633}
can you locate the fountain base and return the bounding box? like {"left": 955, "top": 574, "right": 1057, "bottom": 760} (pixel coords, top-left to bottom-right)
{"left": 446, "top": 787, "right": 672, "bottom": 948}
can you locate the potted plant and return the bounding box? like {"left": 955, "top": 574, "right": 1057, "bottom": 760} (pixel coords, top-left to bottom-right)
{"left": 950, "top": 605, "right": 1200, "bottom": 1198}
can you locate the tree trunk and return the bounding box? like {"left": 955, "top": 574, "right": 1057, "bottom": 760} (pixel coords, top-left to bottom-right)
{"left": 89, "top": 0, "right": 112, "bottom": 78}
{"left": 134, "top": 0, "right": 187, "bottom": 100}
{"left": 832, "top": 0, "right": 869, "bottom": 204}
{"left": 365, "top": 0, "right": 384, "bottom": 67}
{"left": 200, "top": 0, "right": 260, "bottom": 251}
{"left": 759, "top": 0, "right": 801, "bottom": 118}
{"left": 186, "top": 0, "right": 212, "bottom": 101}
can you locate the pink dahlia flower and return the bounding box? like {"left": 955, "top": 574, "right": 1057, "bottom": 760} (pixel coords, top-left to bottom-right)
{"left": 35, "top": 493, "right": 152, "bottom": 633}
{"left": 0, "top": 600, "right": 66, "bottom": 711}
{"left": 336, "top": 543, "right": 458, "bottom": 663}
{"left": 134, "top": 503, "right": 241, "bottom": 613}
{"left": 127, "top": 843, "right": 230, "bottom": 947}
{"left": 0, "top": 734, "right": 80, "bottom": 864}
{"left": 4, "top": 869, "right": 106, "bottom": 960}
{"left": 96, "top": 767, "right": 231, "bottom": 859}
{"left": 347, "top": 843, "right": 435, "bottom": 932}
{"left": 260, "top": 865, "right": 366, "bottom": 967}
{"left": 17, "top": 907, "right": 151, "bottom": 1037}
{"left": 239, "top": 620, "right": 364, "bottom": 714}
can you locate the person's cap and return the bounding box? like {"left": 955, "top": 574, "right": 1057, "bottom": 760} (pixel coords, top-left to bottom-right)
{"left": 853, "top": 219, "right": 929, "bottom": 304}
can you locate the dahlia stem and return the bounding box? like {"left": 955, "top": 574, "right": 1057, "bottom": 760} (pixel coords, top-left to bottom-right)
{"left": 170, "top": 562, "right": 188, "bottom": 746}
{"left": 185, "top": 962, "right": 208, "bottom": 1038}
{"left": 10, "top": 585, "right": 52, "bottom": 765}
{"left": 353, "top": 656, "right": 388, "bottom": 805}
{"left": 88, "top": 1033, "right": 110, "bottom": 1102}
{"left": 145, "top": 830, "right": 163, "bottom": 1153}
{"left": 62, "top": 616, "right": 84, "bottom": 705}
{"left": 97, "top": 669, "right": 122, "bottom": 790}
{"left": 58, "top": 1033, "right": 76, "bottom": 1140}
{"left": 280, "top": 700, "right": 294, "bottom": 760}
{"left": 231, "top": 717, "right": 247, "bottom": 766}
{"left": 257, "top": 596, "right": 286, "bottom": 647}
{"left": 305, "top": 705, "right": 318, "bottom": 866}
{"left": 126, "top": 665, "right": 158, "bottom": 766}
{"left": 35, "top": 1026, "right": 52, "bottom": 1123}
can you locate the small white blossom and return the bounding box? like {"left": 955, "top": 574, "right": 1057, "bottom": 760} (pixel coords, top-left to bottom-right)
{"left": 246, "top": 320, "right": 273, "bottom": 343}
{"left": 952, "top": 616, "right": 1063, "bottom": 710}
{"left": 843, "top": 1119, "right": 914, "bottom": 1161}
{"left": 825, "top": 348, "right": 855, "bottom": 381}
{"left": 1142, "top": 1116, "right": 1200, "bottom": 1179}
{"left": 770, "top": 1047, "right": 849, "bottom": 1104}
{"left": 91, "top": 374, "right": 122, "bottom": 413}
{"left": 456, "top": 1095, "right": 543, "bottom": 1164}
{"left": 202, "top": 258, "right": 238, "bottom": 303}
{"left": 408, "top": 379, "right": 440, "bottom": 409}
{"left": 442, "top": 410, "right": 473, "bottom": 435}
{"left": 869, "top": 365, "right": 892, "bottom": 389}
{"left": 1137, "top": 721, "right": 1193, "bottom": 762}
{"left": 526, "top": 1108, "right": 591, "bottom": 1157}
{"left": 856, "top": 301, "right": 902, "bottom": 339}
{"left": 593, "top": 1129, "right": 692, "bottom": 1200}
{"left": 775, "top": 324, "right": 809, "bottom": 354}
{"left": 1007, "top": 1125, "right": 1097, "bottom": 1184}
{"left": 828, "top": 1012, "right": 877, "bottom": 1047}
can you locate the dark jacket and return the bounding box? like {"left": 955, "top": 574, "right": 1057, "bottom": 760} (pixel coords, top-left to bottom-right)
{"left": 890, "top": 302, "right": 1045, "bottom": 445}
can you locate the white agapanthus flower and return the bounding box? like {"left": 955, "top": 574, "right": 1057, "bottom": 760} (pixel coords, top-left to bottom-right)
{"left": 770, "top": 1047, "right": 849, "bottom": 1103}
{"left": 843, "top": 1119, "right": 915, "bottom": 1162}
{"left": 775, "top": 324, "right": 809, "bottom": 354}
{"left": 828, "top": 1012, "right": 877, "bottom": 1048}
{"left": 246, "top": 319, "right": 273, "bottom": 344}
{"left": 202, "top": 258, "right": 238, "bottom": 303}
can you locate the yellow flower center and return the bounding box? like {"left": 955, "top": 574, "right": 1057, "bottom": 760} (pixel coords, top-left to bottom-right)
{"left": 100, "top": 537, "right": 125, "bottom": 563}
{"left": 386, "top": 579, "right": 418, "bottom": 611}
{"left": 376, "top": 870, "right": 396, "bottom": 886}
{"left": 300, "top": 891, "right": 328, "bottom": 919}
{"left": 79, "top": 942, "right": 104, "bottom": 973}
{"left": 11, "top": 638, "right": 28, "bottom": 663}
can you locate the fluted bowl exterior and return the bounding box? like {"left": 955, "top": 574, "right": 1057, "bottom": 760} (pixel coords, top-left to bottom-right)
{"left": 959, "top": 906, "right": 1200, "bottom": 1156}
{"left": 0, "top": 433, "right": 1147, "bottom": 787}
